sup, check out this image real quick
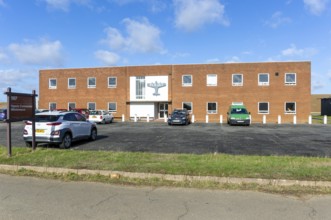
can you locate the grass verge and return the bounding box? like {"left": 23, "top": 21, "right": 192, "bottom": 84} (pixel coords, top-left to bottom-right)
{"left": 1, "top": 146, "right": 331, "bottom": 195}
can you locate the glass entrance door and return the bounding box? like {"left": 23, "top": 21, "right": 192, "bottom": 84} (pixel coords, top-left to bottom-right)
{"left": 159, "top": 103, "right": 168, "bottom": 119}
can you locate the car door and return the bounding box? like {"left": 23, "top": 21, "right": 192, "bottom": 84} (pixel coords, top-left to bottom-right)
{"left": 63, "top": 113, "right": 81, "bottom": 138}
{"left": 75, "top": 113, "right": 90, "bottom": 136}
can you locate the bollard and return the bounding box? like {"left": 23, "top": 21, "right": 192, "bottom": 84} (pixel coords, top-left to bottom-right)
{"left": 134, "top": 114, "right": 137, "bottom": 122}
{"left": 249, "top": 115, "right": 252, "bottom": 124}
{"left": 206, "top": 115, "right": 209, "bottom": 123}
{"left": 308, "top": 115, "right": 312, "bottom": 124}
{"left": 164, "top": 116, "right": 167, "bottom": 123}
{"left": 262, "top": 115, "right": 266, "bottom": 124}
{"left": 324, "top": 115, "right": 327, "bottom": 124}
{"left": 293, "top": 115, "right": 297, "bottom": 124}
{"left": 192, "top": 115, "right": 195, "bottom": 123}
{"left": 220, "top": 115, "right": 223, "bottom": 124}
{"left": 122, "top": 114, "right": 125, "bottom": 122}
{"left": 147, "top": 114, "right": 149, "bottom": 122}
{"left": 278, "top": 115, "right": 281, "bottom": 124}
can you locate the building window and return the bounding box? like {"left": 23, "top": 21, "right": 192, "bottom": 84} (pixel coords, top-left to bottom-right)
{"left": 88, "top": 77, "right": 96, "bottom": 88}
{"left": 207, "top": 74, "right": 217, "bottom": 86}
{"left": 88, "top": 102, "right": 96, "bottom": 110}
{"left": 182, "top": 102, "right": 192, "bottom": 113}
{"left": 108, "top": 102, "right": 117, "bottom": 113}
{"left": 108, "top": 77, "right": 117, "bottom": 88}
{"left": 232, "top": 74, "right": 243, "bottom": 86}
{"left": 136, "top": 76, "right": 145, "bottom": 99}
{"left": 258, "top": 102, "right": 269, "bottom": 114}
{"left": 49, "top": 102, "right": 56, "bottom": 110}
{"left": 258, "top": 73, "right": 269, "bottom": 86}
{"left": 68, "top": 102, "right": 76, "bottom": 110}
{"left": 207, "top": 102, "right": 217, "bottom": 114}
{"left": 68, "top": 78, "right": 76, "bottom": 89}
{"left": 182, "top": 75, "right": 192, "bottom": 86}
{"left": 285, "top": 73, "right": 296, "bottom": 85}
{"left": 49, "top": 79, "right": 57, "bottom": 89}
{"left": 285, "top": 102, "right": 296, "bottom": 114}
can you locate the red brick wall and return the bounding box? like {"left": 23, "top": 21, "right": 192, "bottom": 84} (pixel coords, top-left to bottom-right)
{"left": 39, "top": 61, "right": 311, "bottom": 123}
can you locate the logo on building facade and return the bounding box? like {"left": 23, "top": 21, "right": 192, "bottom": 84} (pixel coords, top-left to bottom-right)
{"left": 147, "top": 81, "right": 166, "bottom": 96}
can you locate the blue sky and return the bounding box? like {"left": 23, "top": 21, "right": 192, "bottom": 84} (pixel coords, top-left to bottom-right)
{"left": 0, "top": 0, "right": 331, "bottom": 102}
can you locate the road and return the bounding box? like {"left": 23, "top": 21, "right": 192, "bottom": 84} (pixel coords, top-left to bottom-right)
{"left": 1, "top": 174, "right": 331, "bottom": 220}
{"left": 1, "top": 121, "right": 331, "bottom": 157}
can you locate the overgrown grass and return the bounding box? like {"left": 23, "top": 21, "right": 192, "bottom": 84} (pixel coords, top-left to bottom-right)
{"left": 1, "top": 146, "right": 331, "bottom": 181}
{"left": 312, "top": 115, "right": 331, "bottom": 124}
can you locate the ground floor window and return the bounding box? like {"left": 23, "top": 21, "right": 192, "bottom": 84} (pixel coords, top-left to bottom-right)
{"left": 108, "top": 102, "right": 117, "bottom": 113}
{"left": 49, "top": 102, "right": 56, "bottom": 110}
{"left": 88, "top": 102, "right": 96, "bottom": 110}
{"left": 182, "top": 102, "right": 192, "bottom": 113}
{"left": 68, "top": 102, "right": 76, "bottom": 110}
{"left": 207, "top": 102, "right": 217, "bottom": 114}
{"left": 285, "top": 102, "right": 296, "bottom": 114}
{"left": 258, "top": 102, "right": 269, "bottom": 114}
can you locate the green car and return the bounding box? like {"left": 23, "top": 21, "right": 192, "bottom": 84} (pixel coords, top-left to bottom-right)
{"left": 227, "top": 104, "right": 250, "bottom": 126}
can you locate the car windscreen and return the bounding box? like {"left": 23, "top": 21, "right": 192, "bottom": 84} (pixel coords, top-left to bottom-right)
{"left": 35, "top": 115, "right": 62, "bottom": 122}
{"left": 89, "top": 111, "right": 102, "bottom": 115}
{"left": 0, "top": 109, "right": 5, "bottom": 113}
{"left": 231, "top": 108, "right": 248, "bottom": 114}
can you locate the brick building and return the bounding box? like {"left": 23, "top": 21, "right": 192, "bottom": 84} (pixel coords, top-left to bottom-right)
{"left": 39, "top": 61, "right": 311, "bottom": 123}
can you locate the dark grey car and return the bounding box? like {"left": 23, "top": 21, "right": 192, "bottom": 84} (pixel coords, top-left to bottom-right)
{"left": 168, "top": 109, "right": 191, "bottom": 125}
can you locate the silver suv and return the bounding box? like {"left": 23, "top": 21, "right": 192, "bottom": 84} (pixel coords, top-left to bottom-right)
{"left": 23, "top": 111, "right": 97, "bottom": 149}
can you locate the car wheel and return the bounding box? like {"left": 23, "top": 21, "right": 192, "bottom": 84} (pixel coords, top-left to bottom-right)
{"left": 101, "top": 119, "right": 106, "bottom": 124}
{"left": 89, "top": 128, "right": 97, "bottom": 141}
{"left": 59, "top": 133, "right": 72, "bottom": 149}
{"left": 110, "top": 118, "right": 113, "bottom": 123}
{"left": 25, "top": 142, "right": 32, "bottom": 148}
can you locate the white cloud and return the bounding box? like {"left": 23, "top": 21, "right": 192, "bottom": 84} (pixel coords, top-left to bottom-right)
{"left": 225, "top": 56, "right": 241, "bottom": 63}
{"left": 264, "top": 11, "right": 291, "bottom": 28}
{"left": 174, "top": 0, "right": 229, "bottom": 32}
{"left": 303, "top": 0, "right": 328, "bottom": 15}
{"left": 0, "top": 51, "right": 9, "bottom": 63}
{"left": 101, "top": 17, "right": 164, "bottom": 53}
{"left": 94, "top": 50, "right": 120, "bottom": 66}
{"left": 44, "top": 0, "right": 91, "bottom": 11}
{"left": 8, "top": 39, "right": 64, "bottom": 66}
{"left": 281, "top": 44, "right": 318, "bottom": 57}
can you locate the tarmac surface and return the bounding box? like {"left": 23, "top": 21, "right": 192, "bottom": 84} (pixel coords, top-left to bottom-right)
{"left": 1, "top": 121, "right": 331, "bottom": 157}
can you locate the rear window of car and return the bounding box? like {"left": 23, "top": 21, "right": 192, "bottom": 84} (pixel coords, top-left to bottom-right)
{"left": 90, "top": 111, "right": 102, "bottom": 115}
{"left": 36, "top": 115, "right": 62, "bottom": 122}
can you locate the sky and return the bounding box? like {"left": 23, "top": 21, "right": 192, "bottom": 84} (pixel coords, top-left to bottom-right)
{"left": 0, "top": 0, "right": 331, "bottom": 102}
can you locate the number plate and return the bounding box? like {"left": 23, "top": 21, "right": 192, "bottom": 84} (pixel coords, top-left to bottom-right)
{"left": 36, "top": 129, "right": 45, "bottom": 134}
{"left": 92, "top": 116, "right": 97, "bottom": 118}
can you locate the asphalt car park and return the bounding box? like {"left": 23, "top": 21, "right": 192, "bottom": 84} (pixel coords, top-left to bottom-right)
{"left": 0, "top": 121, "right": 331, "bottom": 157}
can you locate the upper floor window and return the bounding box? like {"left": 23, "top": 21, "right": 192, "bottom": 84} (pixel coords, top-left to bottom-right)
{"left": 88, "top": 77, "right": 96, "bottom": 88}
{"left": 285, "top": 102, "right": 296, "bottom": 114}
{"left": 232, "top": 74, "right": 243, "bottom": 86}
{"left": 258, "top": 73, "right": 269, "bottom": 86}
{"left": 68, "top": 78, "right": 76, "bottom": 89}
{"left": 182, "top": 102, "right": 193, "bottom": 113}
{"left": 182, "top": 75, "right": 192, "bottom": 87}
{"left": 108, "top": 102, "right": 117, "bottom": 113}
{"left": 49, "top": 79, "right": 57, "bottom": 89}
{"left": 207, "top": 102, "right": 217, "bottom": 114}
{"left": 136, "top": 76, "right": 145, "bottom": 99}
{"left": 207, "top": 74, "right": 217, "bottom": 86}
{"left": 258, "top": 102, "right": 269, "bottom": 114}
{"left": 108, "top": 77, "right": 117, "bottom": 88}
{"left": 285, "top": 73, "right": 296, "bottom": 85}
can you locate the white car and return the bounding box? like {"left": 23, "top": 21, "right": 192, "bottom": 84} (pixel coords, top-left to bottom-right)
{"left": 88, "top": 110, "right": 114, "bottom": 124}
{"left": 23, "top": 111, "right": 97, "bottom": 149}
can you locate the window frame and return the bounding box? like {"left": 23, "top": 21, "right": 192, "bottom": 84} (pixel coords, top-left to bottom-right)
{"left": 284, "top": 102, "right": 296, "bottom": 114}
{"left": 182, "top": 102, "right": 193, "bottom": 113}
{"left": 207, "top": 102, "right": 217, "bottom": 114}
{"left": 108, "top": 102, "right": 117, "bottom": 113}
{"left": 49, "top": 102, "right": 56, "bottom": 110}
{"left": 87, "top": 77, "right": 96, "bottom": 88}
{"left": 49, "top": 78, "right": 57, "bottom": 89}
{"left": 258, "top": 102, "right": 269, "bottom": 114}
{"left": 108, "top": 77, "right": 117, "bottom": 88}
{"left": 68, "top": 102, "right": 76, "bottom": 110}
{"left": 182, "top": 75, "right": 193, "bottom": 87}
{"left": 258, "top": 73, "right": 269, "bottom": 86}
{"left": 207, "top": 74, "right": 217, "bottom": 86}
{"left": 285, "top": 73, "right": 296, "bottom": 85}
{"left": 88, "top": 102, "right": 96, "bottom": 110}
{"left": 68, "top": 78, "right": 76, "bottom": 89}
{"left": 232, "top": 74, "right": 243, "bottom": 86}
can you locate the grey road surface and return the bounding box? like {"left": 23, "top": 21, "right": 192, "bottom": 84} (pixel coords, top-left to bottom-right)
{"left": 1, "top": 121, "right": 331, "bottom": 156}
{"left": 1, "top": 174, "right": 331, "bottom": 220}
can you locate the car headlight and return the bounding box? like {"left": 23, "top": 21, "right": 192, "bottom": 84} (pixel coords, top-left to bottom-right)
{"left": 231, "top": 117, "right": 235, "bottom": 120}
{"left": 182, "top": 117, "right": 186, "bottom": 120}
